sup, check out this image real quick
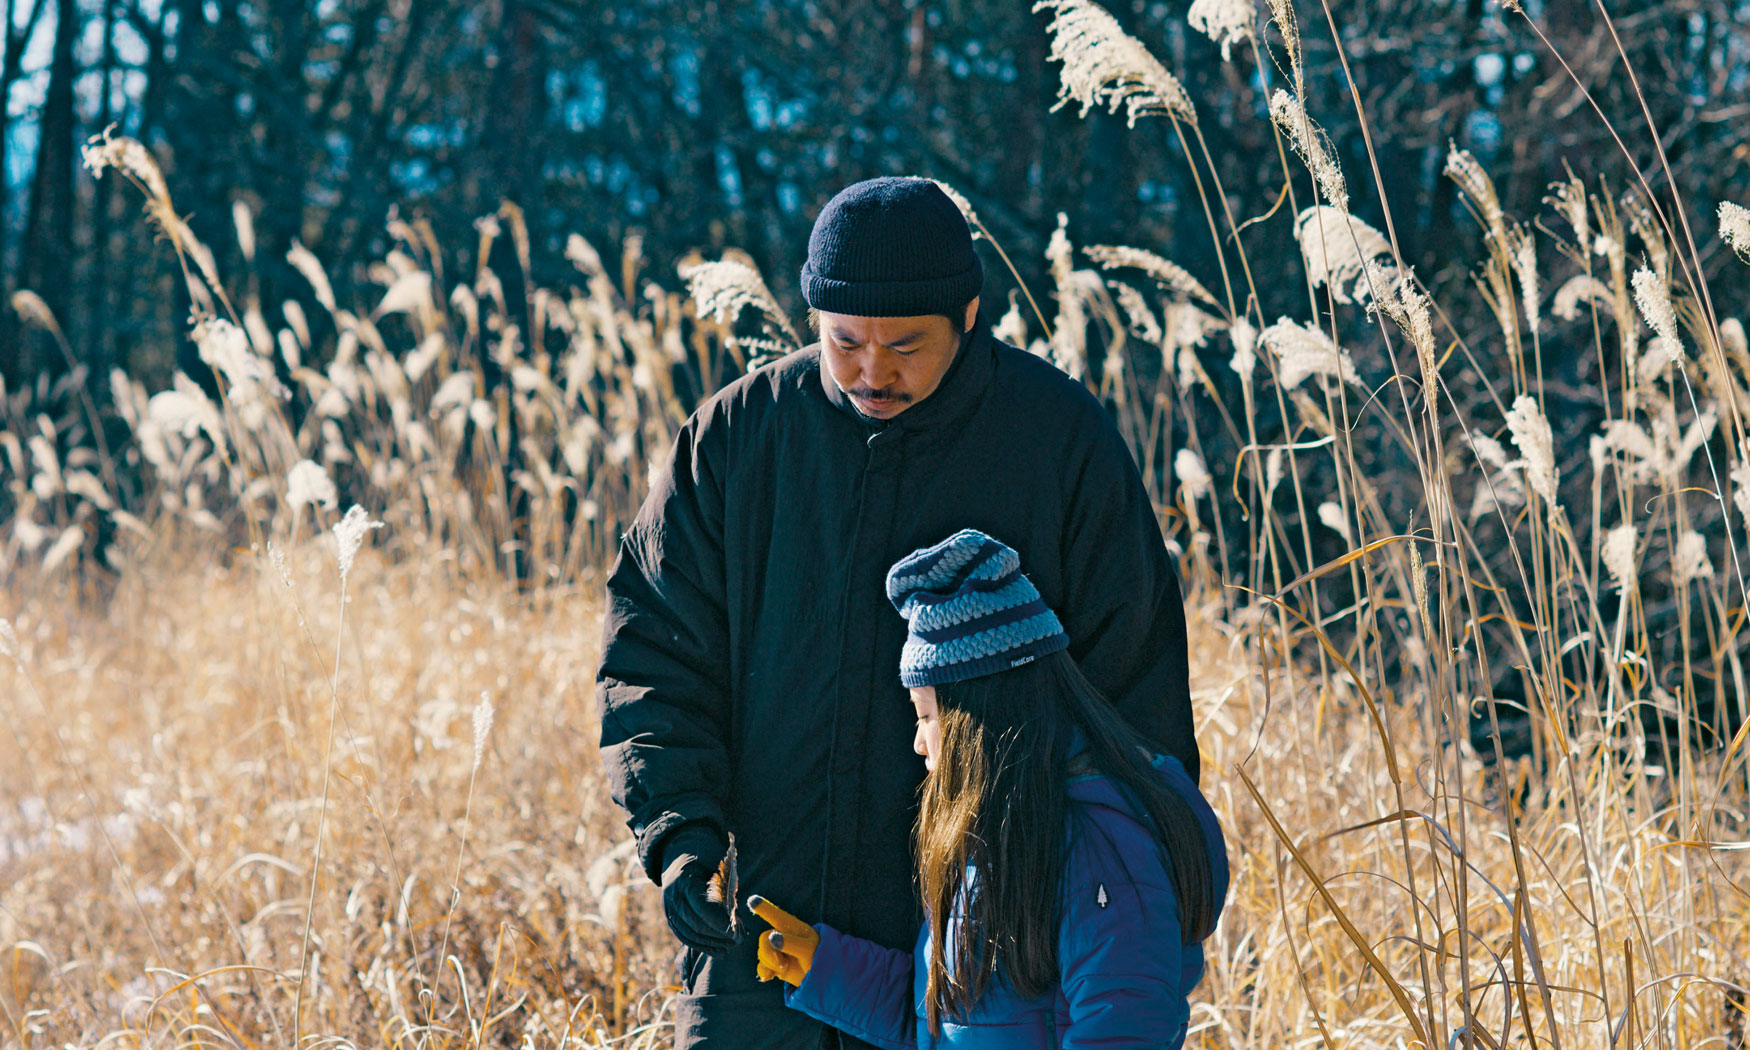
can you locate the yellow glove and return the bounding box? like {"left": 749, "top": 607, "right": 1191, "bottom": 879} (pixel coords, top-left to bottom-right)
{"left": 749, "top": 894, "right": 819, "bottom": 987}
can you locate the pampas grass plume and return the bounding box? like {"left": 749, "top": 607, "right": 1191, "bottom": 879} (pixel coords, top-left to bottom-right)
{"left": 1295, "top": 206, "right": 1394, "bottom": 305}
{"left": 1187, "top": 0, "right": 1255, "bottom": 60}
{"left": 234, "top": 200, "right": 256, "bottom": 263}
{"left": 1084, "top": 244, "right": 1222, "bottom": 309}
{"left": 1445, "top": 145, "right": 1506, "bottom": 243}
{"left": 1553, "top": 275, "right": 1613, "bottom": 322}
{"left": 472, "top": 693, "right": 494, "bottom": 772}
{"left": 1317, "top": 501, "right": 1352, "bottom": 543}
{"left": 1674, "top": 531, "right": 1714, "bottom": 585}
{"left": 287, "top": 459, "right": 338, "bottom": 511}
{"left": 1229, "top": 317, "right": 1257, "bottom": 379}
{"left": 267, "top": 543, "right": 294, "bottom": 589}
{"left": 1509, "top": 225, "right": 1541, "bottom": 335}
{"left": 1631, "top": 267, "right": 1682, "bottom": 362}
{"left": 11, "top": 290, "right": 64, "bottom": 338}
{"left": 1176, "top": 448, "right": 1213, "bottom": 500}
{"left": 1034, "top": 0, "right": 1197, "bottom": 127}
{"left": 287, "top": 240, "right": 338, "bottom": 314}
{"left": 1545, "top": 177, "right": 1591, "bottom": 257}
{"left": 333, "top": 505, "right": 384, "bottom": 583}
{"left": 1505, "top": 395, "right": 1558, "bottom": 506}
{"left": 1717, "top": 201, "right": 1750, "bottom": 262}
{"left": 1732, "top": 454, "right": 1750, "bottom": 522}
{"left": 1602, "top": 524, "right": 1636, "bottom": 588}
{"left": 1261, "top": 317, "right": 1358, "bottom": 389}
{"left": 1270, "top": 91, "right": 1348, "bottom": 213}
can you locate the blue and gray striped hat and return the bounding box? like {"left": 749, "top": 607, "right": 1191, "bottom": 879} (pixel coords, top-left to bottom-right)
{"left": 886, "top": 529, "right": 1070, "bottom": 688}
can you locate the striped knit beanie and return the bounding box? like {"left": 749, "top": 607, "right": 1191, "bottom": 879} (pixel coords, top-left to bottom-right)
{"left": 886, "top": 530, "right": 1070, "bottom": 688}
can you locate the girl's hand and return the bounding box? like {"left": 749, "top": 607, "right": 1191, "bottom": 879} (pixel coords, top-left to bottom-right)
{"left": 748, "top": 894, "right": 819, "bottom": 987}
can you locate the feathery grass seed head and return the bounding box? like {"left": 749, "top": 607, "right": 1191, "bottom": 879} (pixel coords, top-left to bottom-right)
{"left": 11, "top": 291, "right": 64, "bottom": 338}
{"left": 1673, "top": 531, "right": 1714, "bottom": 585}
{"left": 1719, "top": 201, "right": 1750, "bottom": 263}
{"left": 1187, "top": 0, "right": 1255, "bottom": 61}
{"left": 287, "top": 460, "right": 338, "bottom": 511}
{"left": 0, "top": 618, "right": 18, "bottom": 668}
{"left": 1263, "top": 0, "right": 1301, "bottom": 83}
{"left": 1445, "top": 145, "right": 1506, "bottom": 244}
{"left": 1505, "top": 395, "right": 1558, "bottom": 505}
{"left": 81, "top": 128, "right": 170, "bottom": 203}
{"left": 333, "top": 505, "right": 384, "bottom": 583}
{"left": 287, "top": 241, "right": 338, "bottom": 315}
{"left": 1732, "top": 452, "right": 1750, "bottom": 523}
{"left": 1722, "top": 318, "right": 1747, "bottom": 357}
{"left": 1621, "top": 191, "right": 1668, "bottom": 277}
{"left": 267, "top": 543, "right": 294, "bottom": 589}
{"left": 1545, "top": 177, "right": 1590, "bottom": 257}
{"left": 1084, "top": 245, "right": 1222, "bottom": 310}
{"left": 1295, "top": 206, "right": 1394, "bottom": 305}
{"left": 233, "top": 201, "right": 256, "bottom": 262}
{"left": 1602, "top": 524, "right": 1636, "bottom": 588}
{"left": 1175, "top": 448, "right": 1213, "bottom": 501}
{"left": 1261, "top": 317, "right": 1359, "bottom": 389}
{"left": 1408, "top": 541, "right": 1430, "bottom": 633}
{"left": 1109, "top": 282, "right": 1162, "bottom": 345}
{"left": 1473, "top": 433, "right": 1510, "bottom": 471}
{"left": 1368, "top": 270, "right": 1437, "bottom": 395}
{"left": 1270, "top": 92, "right": 1348, "bottom": 213}
{"left": 1035, "top": 0, "right": 1197, "bottom": 127}
{"left": 1509, "top": 225, "right": 1541, "bottom": 335}
{"left": 472, "top": 693, "right": 495, "bottom": 771}
{"left": 679, "top": 258, "right": 801, "bottom": 362}
{"left": 1630, "top": 267, "right": 1682, "bottom": 362}
{"left": 1317, "top": 501, "right": 1352, "bottom": 544}
{"left": 1229, "top": 318, "right": 1257, "bottom": 379}
{"left": 1552, "top": 275, "right": 1613, "bottom": 322}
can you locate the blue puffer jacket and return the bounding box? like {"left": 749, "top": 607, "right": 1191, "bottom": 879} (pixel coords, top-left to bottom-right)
{"left": 782, "top": 751, "right": 1228, "bottom": 1049}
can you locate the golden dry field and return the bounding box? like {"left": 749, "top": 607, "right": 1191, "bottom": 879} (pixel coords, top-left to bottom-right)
{"left": 4, "top": 512, "right": 1749, "bottom": 1049}
{"left": 6, "top": 0, "right": 1750, "bottom": 1046}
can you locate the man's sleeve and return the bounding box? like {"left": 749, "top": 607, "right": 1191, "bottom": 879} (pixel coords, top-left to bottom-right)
{"left": 597, "top": 411, "right": 735, "bottom": 882}
{"left": 1060, "top": 422, "right": 1198, "bottom": 782}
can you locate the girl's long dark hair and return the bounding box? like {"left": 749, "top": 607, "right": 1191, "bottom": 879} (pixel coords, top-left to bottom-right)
{"left": 915, "top": 649, "right": 1216, "bottom": 1034}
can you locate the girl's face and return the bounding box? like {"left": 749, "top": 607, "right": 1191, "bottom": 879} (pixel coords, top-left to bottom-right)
{"left": 910, "top": 685, "right": 942, "bottom": 772}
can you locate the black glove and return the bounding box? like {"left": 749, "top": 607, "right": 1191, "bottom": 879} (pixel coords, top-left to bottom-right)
{"left": 659, "top": 828, "right": 737, "bottom": 955}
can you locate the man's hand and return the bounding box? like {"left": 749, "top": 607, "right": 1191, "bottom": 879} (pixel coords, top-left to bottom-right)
{"left": 661, "top": 848, "right": 738, "bottom": 955}
{"left": 749, "top": 894, "right": 820, "bottom": 987}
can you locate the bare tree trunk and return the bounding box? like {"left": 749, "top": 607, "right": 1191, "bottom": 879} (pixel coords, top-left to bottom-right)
{"left": 84, "top": 0, "right": 119, "bottom": 381}
{"left": 257, "top": 0, "right": 309, "bottom": 280}
{"left": 0, "top": 0, "right": 50, "bottom": 369}
{"left": 14, "top": 0, "right": 78, "bottom": 387}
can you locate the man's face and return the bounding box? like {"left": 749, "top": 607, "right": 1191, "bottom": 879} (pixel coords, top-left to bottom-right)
{"left": 818, "top": 299, "right": 977, "bottom": 420}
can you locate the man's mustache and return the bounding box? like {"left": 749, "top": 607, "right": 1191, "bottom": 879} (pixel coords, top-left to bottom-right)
{"left": 847, "top": 387, "right": 913, "bottom": 403}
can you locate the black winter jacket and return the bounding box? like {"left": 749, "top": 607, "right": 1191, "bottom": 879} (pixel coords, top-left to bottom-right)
{"left": 596, "top": 316, "right": 1195, "bottom": 1047}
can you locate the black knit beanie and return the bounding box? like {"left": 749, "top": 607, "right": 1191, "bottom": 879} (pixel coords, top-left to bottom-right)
{"left": 800, "top": 177, "right": 984, "bottom": 319}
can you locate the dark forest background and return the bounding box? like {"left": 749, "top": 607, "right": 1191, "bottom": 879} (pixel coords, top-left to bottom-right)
{"left": 2, "top": 0, "right": 1747, "bottom": 393}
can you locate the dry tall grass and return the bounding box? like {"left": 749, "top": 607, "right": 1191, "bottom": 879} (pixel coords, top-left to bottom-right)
{"left": 5, "top": 0, "right": 1750, "bottom": 1045}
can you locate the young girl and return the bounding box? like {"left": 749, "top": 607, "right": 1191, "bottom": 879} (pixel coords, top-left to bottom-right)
{"left": 749, "top": 529, "right": 1228, "bottom": 1049}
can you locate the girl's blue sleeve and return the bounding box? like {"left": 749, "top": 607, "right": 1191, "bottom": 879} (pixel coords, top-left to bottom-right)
{"left": 784, "top": 924, "right": 917, "bottom": 1050}
{"left": 1057, "top": 831, "right": 1192, "bottom": 1049}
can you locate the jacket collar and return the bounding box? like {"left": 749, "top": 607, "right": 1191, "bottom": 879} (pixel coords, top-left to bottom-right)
{"left": 820, "top": 310, "right": 996, "bottom": 433}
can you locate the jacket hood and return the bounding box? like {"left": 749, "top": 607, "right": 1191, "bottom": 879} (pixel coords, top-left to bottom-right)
{"left": 1066, "top": 742, "right": 1231, "bottom": 928}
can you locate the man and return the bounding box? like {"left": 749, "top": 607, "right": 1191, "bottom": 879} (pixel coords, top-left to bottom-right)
{"left": 597, "top": 177, "right": 1196, "bottom": 1047}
